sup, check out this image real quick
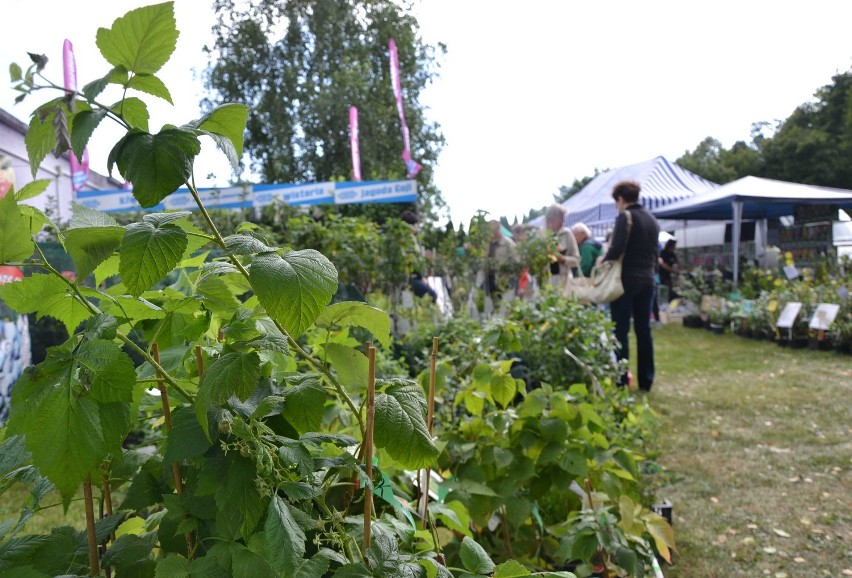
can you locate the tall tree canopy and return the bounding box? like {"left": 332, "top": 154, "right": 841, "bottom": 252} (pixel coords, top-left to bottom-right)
{"left": 203, "top": 0, "right": 446, "bottom": 220}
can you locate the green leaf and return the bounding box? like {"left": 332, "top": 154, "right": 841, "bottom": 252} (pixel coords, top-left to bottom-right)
{"left": 24, "top": 111, "right": 55, "bottom": 178}
{"left": 223, "top": 234, "right": 275, "bottom": 256}
{"left": 94, "top": 254, "right": 121, "bottom": 286}
{"left": 324, "top": 343, "right": 367, "bottom": 391}
{"left": 460, "top": 536, "right": 495, "bottom": 575}
{"left": 120, "top": 216, "right": 188, "bottom": 296}
{"left": 164, "top": 406, "right": 212, "bottom": 463}
{"left": 231, "top": 543, "right": 276, "bottom": 578}
{"left": 249, "top": 250, "right": 337, "bottom": 337}
{"left": 493, "top": 560, "right": 531, "bottom": 577}
{"left": 215, "top": 453, "right": 264, "bottom": 539}
{"left": 264, "top": 496, "right": 306, "bottom": 576}
{"left": 196, "top": 351, "right": 261, "bottom": 437}
{"left": 188, "top": 104, "right": 249, "bottom": 169}
{"left": 315, "top": 301, "right": 391, "bottom": 349}
{"left": 82, "top": 66, "right": 128, "bottom": 101}
{"left": 614, "top": 546, "right": 638, "bottom": 576}
{"left": 6, "top": 346, "right": 131, "bottom": 501}
{"left": 76, "top": 339, "right": 136, "bottom": 402}
{"left": 101, "top": 533, "right": 156, "bottom": 568}
{"left": 126, "top": 73, "right": 173, "bottom": 103}
{"left": 69, "top": 202, "right": 120, "bottom": 229}
{"left": 282, "top": 378, "right": 326, "bottom": 434}
{"left": 82, "top": 313, "right": 118, "bottom": 341}
{"left": 156, "top": 554, "right": 229, "bottom": 578}
{"left": 115, "top": 128, "right": 201, "bottom": 207}
{"left": 71, "top": 109, "right": 108, "bottom": 162}
{"left": 96, "top": 2, "right": 179, "bottom": 75}
{"left": 14, "top": 179, "right": 50, "bottom": 202}
{"left": 10, "top": 62, "right": 22, "bottom": 82}
{"left": 294, "top": 554, "right": 331, "bottom": 578}
{"left": 0, "top": 194, "right": 34, "bottom": 262}
{"left": 374, "top": 380, "right": 439, "bottom": 469}
{"left": 0, "top": 273, "right": 91, "bottom": 334}
{"left": 491, "top": 374, "right": 518, "bottom": 408}
{"left": 114, "top": 97, "right": 150, "bottom": 131}
{"left": 64, "top": 226, "right": 124, "bottom": 279}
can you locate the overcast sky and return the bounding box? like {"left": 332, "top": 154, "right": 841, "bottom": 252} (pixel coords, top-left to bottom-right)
{"left": 3, "top": 1, "right": 852, "bottom": 225}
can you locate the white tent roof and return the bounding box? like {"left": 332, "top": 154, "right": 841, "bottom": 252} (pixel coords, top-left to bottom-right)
{"left": 530, "top": 156, "right": 718, "bottom": 234}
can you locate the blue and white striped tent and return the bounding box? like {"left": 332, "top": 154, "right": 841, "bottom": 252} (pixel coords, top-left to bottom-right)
{"left": 532, "top": 156, "right": 718, "bottom": 236}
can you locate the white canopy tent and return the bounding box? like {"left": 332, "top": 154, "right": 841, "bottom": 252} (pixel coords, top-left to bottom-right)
{"left": 653, "top": 176, "right": 852, "bottom": 283}
{"left": 530, "top": 156, "right": 718, "bottom": 235}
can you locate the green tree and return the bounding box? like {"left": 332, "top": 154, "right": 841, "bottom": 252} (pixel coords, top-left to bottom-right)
{"left": 676, "top": 136, "right": 738, "bottom": 184}
{"left": 554, "top": 172, "right": 599, "bottom": 203}
{"left": 203, "top": 0, "right": 447, "bottom": 220}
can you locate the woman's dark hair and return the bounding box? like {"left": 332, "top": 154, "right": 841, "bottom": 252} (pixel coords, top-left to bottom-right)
{"left": 664, "top": 239, "right": 677, "bottom": 251}
{"left": 611, "top": 180, "right": 641, "bottom": 203}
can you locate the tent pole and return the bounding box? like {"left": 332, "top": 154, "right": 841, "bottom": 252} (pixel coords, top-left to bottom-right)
{"left": 732, "top": 201, "right": 743, "bottom": 287}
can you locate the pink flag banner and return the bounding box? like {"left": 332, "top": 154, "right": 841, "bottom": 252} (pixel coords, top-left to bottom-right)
{"left": 388, "top": 38, "right": 422, "bottom": 179}
{"left": 349, "top": 106, "right": 362, "bottom": 181}
{"left": 63, "top": 40, "right": 89, "bottom": 194}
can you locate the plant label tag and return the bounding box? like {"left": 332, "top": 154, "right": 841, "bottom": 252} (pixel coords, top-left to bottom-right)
{"left": 776, "top": 302, "right": 802, "bottom": 329}
{"left": 767, "top": 299, "right": 778, "bottom": 313}
{"left": 809, "top": 303, "right": 840, "bottom": 331}
{"left": 783, "top": 265, "right": 799, "bottom": 280}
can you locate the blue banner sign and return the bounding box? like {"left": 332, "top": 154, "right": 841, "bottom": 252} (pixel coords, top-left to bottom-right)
{"left": 75, "top": 180, "right": 417, "bottom": 213}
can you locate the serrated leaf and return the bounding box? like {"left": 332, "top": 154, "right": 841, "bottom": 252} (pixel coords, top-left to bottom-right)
{"left": 324, "top": 343, "right": 367, "bottom": 391}
{"left": 70, "top": 109, "right": 107, "bottom": 162}
{"left": 223, "top": 234, "right": 275, "bottom": 256}
{"left": 215, "top": 453, "right": 264, "bottom": 540}
{"left": 155, "top": 554, "right": 230, "bottom": 578}
{"left": 643, "top": 511, "right": 675, "bottom": 563}
{"left": 82, "top": 313, "right": 118, "bottom": 342}
{"left": 282, "top": 378, "right": 326, "bottom": 434}
{"left": 196, "top": 351, "right": 261, "bottom": 437}
{"left": 491, "top": 374, "right": 518, "bottom": 409}
{"left": 187, "top": 104, "right": 248, "bottom": 169}
{"left": 116, "top": 128, "right": 200, "bottom": 207}
{"left": 265, "top": 496, "right": 306, "bottom": 576}
{"left": 94, "top": 254, "right": 121, "bottom": 286}
{"left": 126, "top": 73, "right": 173, "bottom": 103}
{"left": 6, "top": 346, "right": 131, "bottom": 501}
{"left": 24, "top": 110, "right": 56, "bottom": 177}
{"left": 0, "top": 194, "right": 34, "bottom": 262}
{"left": 17, "top": 204, "right": 55, "bottom": 235}
{"left": 114, "top": 97, "right": 150, "bottom": 131}
{"left": 101, "top": 533, "right": 156, "bottom": 568}
{"left": 14, "top": 179, "right": 50, "bottom": 202}
{"left": 96, "top": 2, "right": 179, "bottom": 75}
{"left": 294, "top": 554, "right": 331, "bottom": 578}
{"left": 315, "top": 302, "right": 391, "bottom": 349}
{"left": 120, "top": 218, "right": 188, "bottom": 296}
{"left": 76, "top": 339, "right": 136, "bottom": 402}
{"left": 64, "top": 226, "right": 124, "bottom": 279}
{"left": 82, "top": 66, "right": 129, "bottom": 101}
{"left": 164, "top": 406, "right": 212, "bottom": 463}
{"left": 374, "top": 381, "right": 439, "bottom": 469}
{"left": 460, "top": 536, "right": 495, "bottom": 575}
{"left": 249, "top": 250, "right": 337, "bottom": 337}
{"left": 69, "top": 202, "right": 120, "bottom": 229}
{"left": 0, "top": 273, "right": 91, "bottom": 334}
{"left": 493, "top": 560, "right": 531, "bottom": 577}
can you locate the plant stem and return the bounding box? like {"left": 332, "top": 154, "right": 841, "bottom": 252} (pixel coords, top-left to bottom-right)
{"left": 363, "top": 343, "right": 376, "bottom": 551}
{"left": 184, "top": 179, "right": 363, "bottom": 433}
{"left": 83, "top": 476, "right": 100, "bottom": 576}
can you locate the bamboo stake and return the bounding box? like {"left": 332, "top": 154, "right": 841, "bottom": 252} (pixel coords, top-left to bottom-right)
{"left": 153, "top": 342, "right": 194, "bottom": 556}
{"left": 418, "top": 337, "right": 439, "bottom": 528}
{"left": 363, "top": 343, "right": 377, "bottom": 550}
{"left": 83, "top": 476, "right": 100, "bottom": 576}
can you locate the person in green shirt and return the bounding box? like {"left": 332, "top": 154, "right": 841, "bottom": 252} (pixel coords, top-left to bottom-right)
{"left": 572, "top": 222, "right": 603, "bottom": 277}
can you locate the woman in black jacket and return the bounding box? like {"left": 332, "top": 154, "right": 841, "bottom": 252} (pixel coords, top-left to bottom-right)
{"left": 601, "top": 180, "right": 660, "bottom": 392}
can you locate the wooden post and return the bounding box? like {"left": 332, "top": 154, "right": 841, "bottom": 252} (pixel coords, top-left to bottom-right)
{"left": 153, "top": 342, "right": 193, "bottom": 556}
{"left": 418, "top": 337, "right": 439, "bottom": 528}
{"left": 363, "top": 343, "right": 377, "bottom": 550}
{"left": 83, "top": 476, "right": 100, "bottom": 576}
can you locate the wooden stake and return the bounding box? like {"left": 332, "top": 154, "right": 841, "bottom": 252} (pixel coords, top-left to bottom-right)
{"left": 364, "top": 343, "right": 377, "bottom": 550}
{"left": 83, "top": 476, "right": 100, "bottom": 576}
{"left": 153, "top": 342, "right": 193, "bottom": 556}
{"left": 418, "top": 337, "right": 439, "bottom": 528}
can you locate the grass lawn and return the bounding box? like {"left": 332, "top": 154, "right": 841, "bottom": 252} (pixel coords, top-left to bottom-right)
{"left": 648, "top": 324, "right": 851, "bottom": 577}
